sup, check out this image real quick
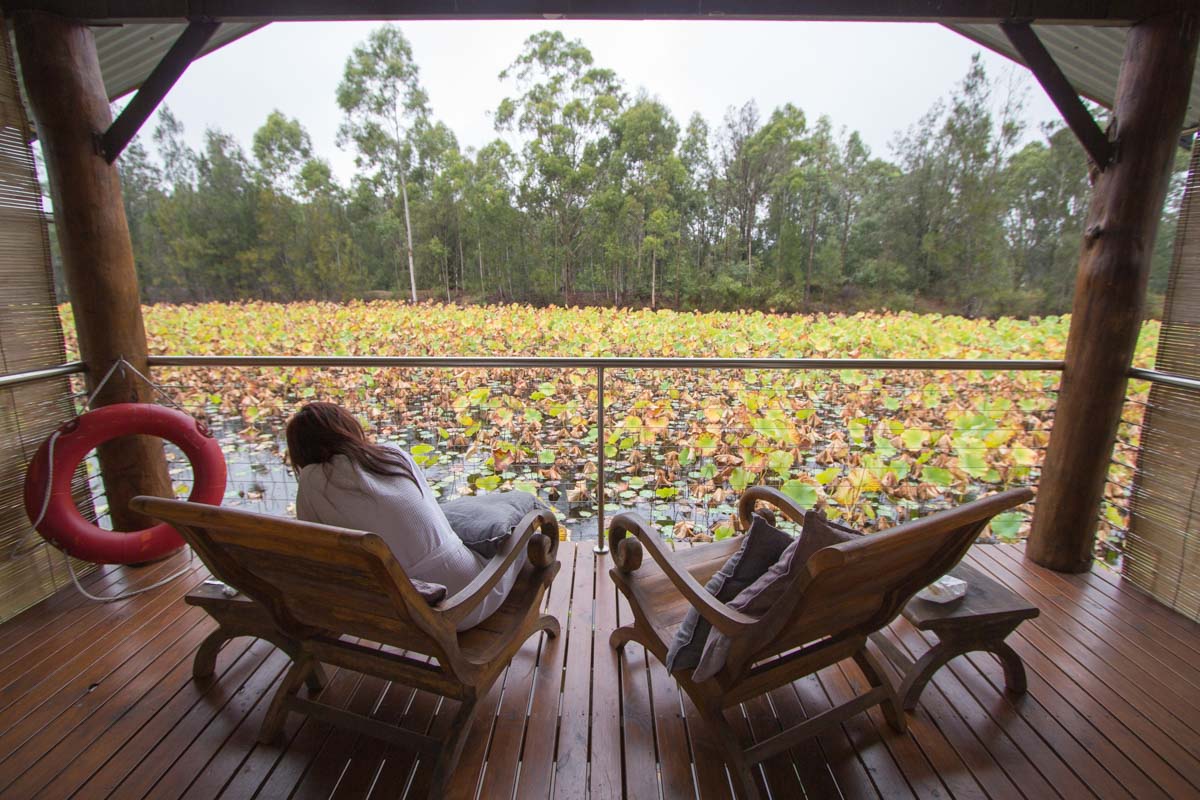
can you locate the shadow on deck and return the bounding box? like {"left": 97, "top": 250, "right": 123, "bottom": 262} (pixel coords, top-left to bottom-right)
{"left": 0, "top": 540, "right": 1198, "bottom": 799}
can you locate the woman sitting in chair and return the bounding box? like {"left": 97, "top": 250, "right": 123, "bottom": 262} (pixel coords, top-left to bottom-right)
{"left": 286, "top": 402, "right": 520, "bottom": 630}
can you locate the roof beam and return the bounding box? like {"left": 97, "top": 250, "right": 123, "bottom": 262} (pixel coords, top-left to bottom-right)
{"left": 98, "top": 19, "right": 218, "bottom": 163}
{"left": 0, "top": 0, "right": 1181, "bottom": 24}
{"left": 1001, "top": 21, "right": 1115, "bottom": 169}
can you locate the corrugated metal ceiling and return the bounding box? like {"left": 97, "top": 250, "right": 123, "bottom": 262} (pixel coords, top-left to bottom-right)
{"left": 947, "top": 22, "right": 1200, "bottom": 131}
{"left": 92, "top": 21, "right": 1199, "bottom": 131}
{"left": 94, "top": 22, "right": 262, "bottom": 99}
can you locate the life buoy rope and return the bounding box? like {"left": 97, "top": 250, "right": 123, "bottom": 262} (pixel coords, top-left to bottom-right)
{"left": 24, "top": 403, "right": 227, "bottom": 564}
{"left": 18, "top": 358, "right": 228, "bottom": 602}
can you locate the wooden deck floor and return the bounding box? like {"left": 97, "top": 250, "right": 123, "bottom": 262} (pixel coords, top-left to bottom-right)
{"left": 1, "top": 540, "right": 1199, "bottom": 799}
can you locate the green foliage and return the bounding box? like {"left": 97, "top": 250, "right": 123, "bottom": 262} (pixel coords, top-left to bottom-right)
{"left": 118, "top": 30, "right": 1184, "bottom": 318}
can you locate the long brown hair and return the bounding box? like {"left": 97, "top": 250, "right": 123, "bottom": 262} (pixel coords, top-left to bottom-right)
{"left": 286, "top": 402, "right": 419, "bottom": 489}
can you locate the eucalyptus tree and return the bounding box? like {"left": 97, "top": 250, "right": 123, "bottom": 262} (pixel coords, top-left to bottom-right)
{"left": 754, "top": 104, "right": 809, "bottom": 292}
{"left": 337, "top": 25, "right": 430, "bottom": 301}
{"left": 464, "top": 140, "right": 520, "bottom": 298}
{"left": 609, "top": 97, "right": 685, "bottom": 307}
{"left": 296, "top": 158, "right": 367, "bottom": 298}
{"left": 1003, "top": 123, "right": 1089, "bottom": 309}
{"left": 678, "top": 113, "right": 717, "bottom": 292}
{"left": 174, "top": 130, "right": 259, "bottom": 299}
{"left": 834, "top": 130, "right": 871, "bottom": 280}
{"left": 252, "top": 110, "right": 313, "bottom": 196}
{"left": 411, "top": 120, "right": 467, "bottom": 294}
{"left": 716, "top": 101, "right": 785, "bottom": 286}
{"left": 250, "top": 111, "right": 315, "bottom": 298}
{"left": 496, "top": 30, "right": 624, "bottom": 301}
{"left": 118, "top": 139, "right": 172, "bottom": 300}
{"left": 798, "top": 115, "right": 834, "bottom": 303}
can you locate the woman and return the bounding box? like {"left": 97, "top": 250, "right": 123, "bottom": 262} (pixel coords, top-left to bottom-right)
{"left": 286, "top": 402, "right": 520, "bottom": 631}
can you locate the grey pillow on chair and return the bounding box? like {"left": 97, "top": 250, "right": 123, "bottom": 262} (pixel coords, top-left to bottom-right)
{"left": 692, "top": 510, "right": 861, "bottom": 682}
{"left": 664, "top": 514, "right": 792, "bottom": 673}
{"left": 440, "top": 491, "right": 548, "bottom": 558}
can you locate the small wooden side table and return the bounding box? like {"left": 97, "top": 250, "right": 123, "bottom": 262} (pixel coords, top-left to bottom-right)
{"left": 869, "top": 561, "right": 1039, "bottom": 710}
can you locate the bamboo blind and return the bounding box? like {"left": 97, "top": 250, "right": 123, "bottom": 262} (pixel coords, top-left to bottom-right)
{"left": 1125, "top": 139, "right": 1200, "bottom": 621}
{"left": 0, "top": 15, "right": 96, "bottom": 624}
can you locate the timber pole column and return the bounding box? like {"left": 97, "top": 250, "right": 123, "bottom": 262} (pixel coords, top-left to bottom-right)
{"left": 1028, "top": 11, "right": 1199, "bottom": 573}
{"left": 13, "top": 12, "right": 172, "bottom": 533}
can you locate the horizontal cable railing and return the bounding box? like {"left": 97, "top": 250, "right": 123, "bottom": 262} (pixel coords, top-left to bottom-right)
{"left": 147, "top": 355, "right": 1066, "bottom": 371}
{"left": 1127, "top": 367, "right": 1200, "bottom": 392}
{"left": 0, "top": 360, "right": 84, "bottom": 389}
{"left": 136, "top": 355, "right": 1066, "bottom": 553}
{"left": 18, "top": 355, "right": 1188, "bottom": 564}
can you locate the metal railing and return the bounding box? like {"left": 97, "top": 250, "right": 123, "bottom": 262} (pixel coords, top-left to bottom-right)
{"left": 0, "top": 360, "right": 84, "bottom": 389}
{"left": 145, "top": 354, "right": 1066, "bottom": 552}
{"left": 1128, "top": 367, "right": 1200, "bottom": 392}
{"left": 22, "top": 355, "right": 1199, "bottom": 556}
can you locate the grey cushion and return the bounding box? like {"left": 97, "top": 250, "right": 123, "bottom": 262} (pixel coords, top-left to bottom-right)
{"left": 412, "top": 578, "right": 448, "bottom": 604}
{"left": 664, "top": 515, "right": 792, "bottom": 674}
{"left": 440, "top": 490, "right": 548, "bottom": 558}
{"left": 692, "top": 510, "right": 861, "bottom": 682}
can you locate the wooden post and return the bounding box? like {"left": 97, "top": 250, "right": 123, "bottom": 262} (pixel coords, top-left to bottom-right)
{"left": 1028, "top": 10, "right": 1199, "bottom": 573}
{"left": 13, "top": 12, "right": 172, "bottom": 534}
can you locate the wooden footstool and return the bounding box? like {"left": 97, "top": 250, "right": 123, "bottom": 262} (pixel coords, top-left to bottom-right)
{"left": 869, "top": 561, "right": 1039, "bottom": 710}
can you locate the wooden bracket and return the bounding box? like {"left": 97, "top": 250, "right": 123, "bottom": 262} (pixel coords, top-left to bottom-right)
{"left": 1001, "top": 21, "right": 1115, "bottom": 169}
{"left": 99, "top": 19, "right": 219, "bottom": 163}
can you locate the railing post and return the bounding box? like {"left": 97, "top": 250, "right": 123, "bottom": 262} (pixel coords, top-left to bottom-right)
{"left": 594, "top": 365, "right": 608, "bottom": 555}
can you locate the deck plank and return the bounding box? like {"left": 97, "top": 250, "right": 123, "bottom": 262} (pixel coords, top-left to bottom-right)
{"left": 0, "top": 615, "right": 216, "bottom": 798}
{"left": 590, "top": 550, "right": 624, "bottom": 800}
{"left": 0, "top": 556, "right": 182, "bottom": 673}
{"left": 550, "top": 544, "right": 596, "bottom": 800}
{"left": 515, "top": 544, "right": 577, "bottom": 800}
{"left": 615, "top": 593, "right": 664, "bottom": 800}
{"left": 479, "top": 546, "right": 577, "bottom": 800}
{"left": 249, "top": 665, "right": 373, "bottom": 799}
{"left": 0, "top": 541, "right": 1198, "bottom": 799}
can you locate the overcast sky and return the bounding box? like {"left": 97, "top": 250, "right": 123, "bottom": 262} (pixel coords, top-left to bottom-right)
{"left": 136, "top": 20, "right": 1061, "bottom": 184}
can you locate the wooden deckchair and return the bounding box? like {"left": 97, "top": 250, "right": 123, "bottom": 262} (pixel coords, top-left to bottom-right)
{"left": 608, "top": 487, "right": 1033, "bottom": 799}
{"left": 130, "top": 495, "right": 561, "bottom": 797}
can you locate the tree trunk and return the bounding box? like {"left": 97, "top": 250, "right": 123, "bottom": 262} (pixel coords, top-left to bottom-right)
{"left": 477, "top": 234, "right": 484, "bottom": 296}
{"left": 805, "top": 199, "right": 819, "bottom": 305}
{"left": 457, "top": 233, "right": 465, "bottom": 296}
{"left": 400, "top": 171, "right": 417, "bottom": 302}
{"left": 14, "top": 12, "right": 172, "bottom": 534}
{"left": 840, "top": 197, "right": 852, "bottom": 279}
{"left": 746, "top": 232, "right": 753, "bottom": 287}
{"left": 651, "top": 251, "right": 657, "bottom": 310}
{"left": 1027, "top": 9, "right": 1199, "bottom": 572}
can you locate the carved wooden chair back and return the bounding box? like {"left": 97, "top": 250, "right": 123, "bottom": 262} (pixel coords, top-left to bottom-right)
{"left": 737, "top": 489, "right": 1031, "bottom": 674}
{"left": 132, "top": 498, "right": 457, "bottom": 663}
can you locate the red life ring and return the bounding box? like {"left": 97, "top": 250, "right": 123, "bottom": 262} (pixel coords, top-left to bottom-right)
{"left": 23, "top": 403, "right": 227, "bottom": 564}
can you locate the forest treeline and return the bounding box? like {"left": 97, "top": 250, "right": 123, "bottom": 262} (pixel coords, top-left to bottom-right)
{"left": 113, "top": 26, "right": 1185, "bottom": 316}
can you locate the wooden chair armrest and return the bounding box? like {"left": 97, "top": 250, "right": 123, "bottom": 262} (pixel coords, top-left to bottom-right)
{"left": 608, "top": 511, "right": 756, "bottom": 637}
{"left": 737, "top": 485, "right": 810, "bottom": 528}
{"left": 439, "top": 508, "right": 559, "bottom": 627}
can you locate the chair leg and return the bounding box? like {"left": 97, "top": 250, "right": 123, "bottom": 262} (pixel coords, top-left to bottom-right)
{"left": 426, "top": 696, "right": 481, "bottom": 797}
{"left": 854, "top": 646, "right": 907, "bottom": 734}
{"left": 988, "top": 640, "right": 1028, "bottom": 694}
{"left": 610, "top": 624, "right": 638, "bottom": 652}
{"left": 192, "top": 626, "right": 231, "bottom": 680}
{"left": 538, "top": 613, "right": 561, "bottom": 639}
{"left": 259, "top": 656, "right": 316, "bottom": 744}
{"left": 698, "top": 705, "right": 762, "bottom": 800}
